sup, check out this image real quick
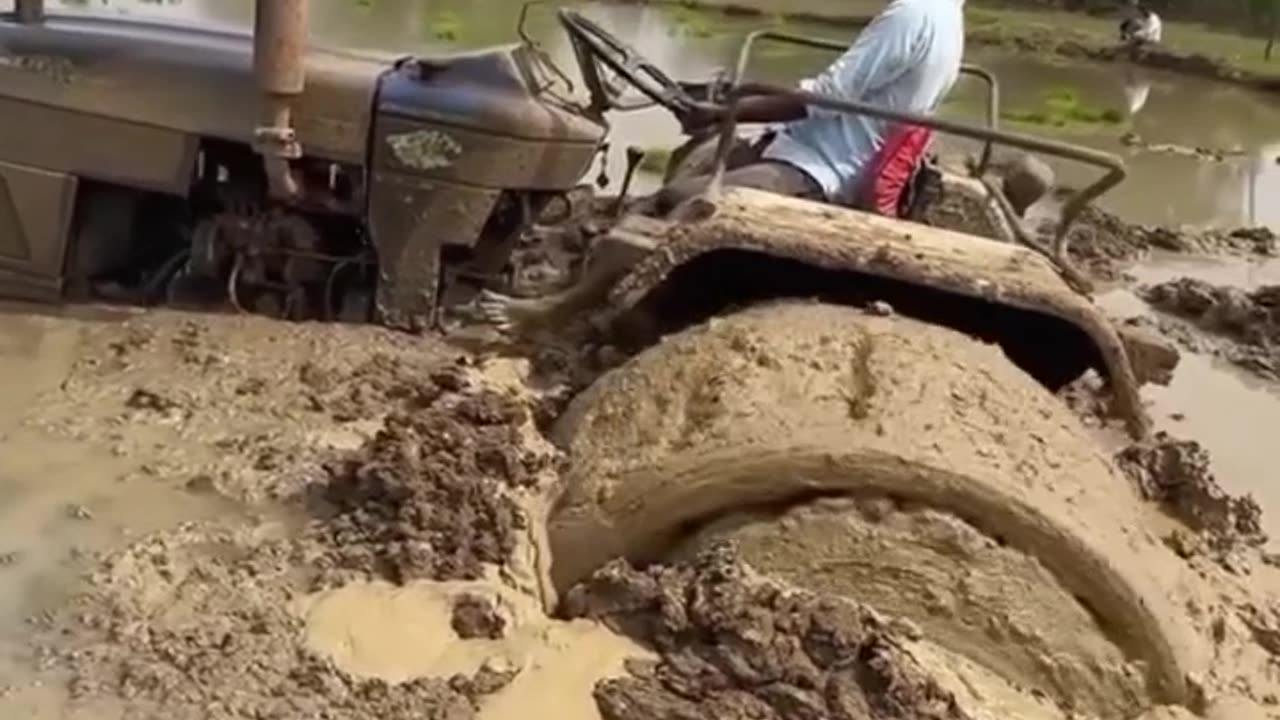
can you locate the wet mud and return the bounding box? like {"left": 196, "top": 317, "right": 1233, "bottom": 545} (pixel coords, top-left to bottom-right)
{"left": 1139, "top": 277, "right": 1280, "bottom": 379}
{"left": 4, "top": 202, "right": 1280, "bottom": 720}
{"left": 315, "top": 384, "right": 551, "bottom": 585}
{"left": 1117, "top": 433, "right": 1266, "bottom": 568}
{"left": 0, "top": 311, "right": 580, "bottom": 720}
{"left": 51, "top": 524, "right": 517, "bottom": 720}
{"left": 564, "top": 543, "right": 970, "bottom": 720}
{"left": 1033, "top": 194, "right": 1276, "bottom": 282}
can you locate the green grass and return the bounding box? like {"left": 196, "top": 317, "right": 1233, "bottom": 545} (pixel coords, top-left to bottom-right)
{"left": 427, "top": 10, "right": 464, "bottom": 42}
{"left": 666, "top": 4, "right": 720, "bottom": 38}
{"left": 1000, "top": 86, "right": 1126, "bottom": 129}
{"left": 637, "top": 147, "right": 673, "bottom": 175}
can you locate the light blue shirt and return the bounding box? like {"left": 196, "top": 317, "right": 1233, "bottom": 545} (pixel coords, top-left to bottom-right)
{"left": 763, "top": 0, "right": 965, "bottom": 204}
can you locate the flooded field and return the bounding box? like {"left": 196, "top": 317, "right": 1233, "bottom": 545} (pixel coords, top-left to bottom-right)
{"left": 1097, "top": 255, "right": 1280, "bottom": 539}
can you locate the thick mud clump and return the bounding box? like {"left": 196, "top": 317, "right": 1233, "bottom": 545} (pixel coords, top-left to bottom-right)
{"left": 1042, "top": 198, "right": 1274, "bottom": 282}
{"left": 451, "top": 594, "right": 508, "bottom": 640}
{"left": 671, "top": 497, "right": 1151, "bottom": 719}
{"left": 564, "top": 544, "right": 970, "bottom": 720}
{"left": 1061, "top": 204, "right": 1154, "bottom": 281}
{"left": 1140, "top": 278, "right": 1280, "bottom": 379}
{"left": 1117, "top": 432, "right": 1266, "bottom": 567}
{"left": 316, "top": 384, "right": 551, "bottom": 584}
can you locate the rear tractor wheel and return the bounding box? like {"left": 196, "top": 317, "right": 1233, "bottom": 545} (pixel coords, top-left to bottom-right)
{"left": 547, "top": 300, "right": 1195, "bottom": 719}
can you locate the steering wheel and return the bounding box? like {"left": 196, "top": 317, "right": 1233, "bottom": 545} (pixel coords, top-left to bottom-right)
{"left": 558, "top": 9, "right": 699, "bottom": 117}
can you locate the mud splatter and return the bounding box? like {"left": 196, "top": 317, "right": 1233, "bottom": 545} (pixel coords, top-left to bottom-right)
{"left": 1117, "top": 432, "right": 1266, "bottom": 568}
{"left": 1045, "top": 200, "right": 1274, "bottom": 282}
{"left": 564, "top": 544, "right": 971, "bottom": 720}
{"left": 315, "top": 386, "right": 552, "bottom": 585}
{"left": 1057, "top": 369, "right": 1114, "bottom": 427}
{"left": 1140, "top": 278, "right": 1280, "bottom": 379}
{"left": 451, "top": 594, "right": 508, "bottom": 640}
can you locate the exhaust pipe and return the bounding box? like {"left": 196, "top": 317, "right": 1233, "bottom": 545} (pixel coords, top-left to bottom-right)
{"left": 15, "top": 0, "right": 44, "bottom": 23}
{"left": 252, "top": 0, "right": 309, "bottom": 200}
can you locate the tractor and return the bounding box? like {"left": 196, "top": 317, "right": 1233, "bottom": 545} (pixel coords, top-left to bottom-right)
{"left": 0, "top": 2, "right": 1200, "bottom": 717}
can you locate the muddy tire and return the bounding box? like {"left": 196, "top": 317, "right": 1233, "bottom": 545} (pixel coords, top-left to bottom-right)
{"left": 548, "top": 300, "right": 1193, "bottom": 714}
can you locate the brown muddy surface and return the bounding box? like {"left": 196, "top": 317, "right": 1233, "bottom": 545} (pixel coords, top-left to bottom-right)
{"left": 1138, "top": 277, "right": 1280, "bottom": 380}
{"left": 3, "top": 206, "right": 1280, "bottom": 719}
{"left": 564, "top": 543, "right": 970, "bottom": 720}
{"left": 0, "top": 306, "right": 988, "bottom": 720}
{"left": 0, "top": 307, "right": 581, "bottom": 720}
{"left": 1028, "top": 191, "right": 1277, "bottom": 282}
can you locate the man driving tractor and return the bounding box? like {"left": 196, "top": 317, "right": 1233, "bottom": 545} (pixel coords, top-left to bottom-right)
{"left": 654, "top": 0, "right": 966, "bottom": 215}
{"left": 476, "top": 0, "right": 1056, "bottom": 335}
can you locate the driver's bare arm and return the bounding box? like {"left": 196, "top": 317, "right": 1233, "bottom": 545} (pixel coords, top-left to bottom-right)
{"left": 681, "top": 96, "right": 806, "bottom": 134}
{"left": 733, "top": 95, "right": 808, "bottom": 124}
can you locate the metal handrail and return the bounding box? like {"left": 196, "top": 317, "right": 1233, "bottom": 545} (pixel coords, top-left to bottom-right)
{"left": 726, "top": 31, "right": 1001, "bottom": 172}
{"left": 706, "top": 29, "right": 1127, "bottom": 290}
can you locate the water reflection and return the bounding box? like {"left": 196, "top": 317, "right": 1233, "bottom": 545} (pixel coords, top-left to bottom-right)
{"left": 1121, "top": 65, "right": 1151, "bottom": 116}
{"left": 49, "top": 0, "right": 1280, "bottom": 230}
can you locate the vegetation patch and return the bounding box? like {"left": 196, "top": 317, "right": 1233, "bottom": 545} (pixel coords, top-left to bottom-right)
{"left": 1001, "top": 86, "right": 1125, "bottom": 129}
{"left": 637, "top": 147, "right": 673, "bottom": 175}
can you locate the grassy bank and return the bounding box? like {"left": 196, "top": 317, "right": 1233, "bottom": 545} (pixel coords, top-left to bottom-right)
{"left": 639, "top": 0, "right": 1280, "bottom": 92}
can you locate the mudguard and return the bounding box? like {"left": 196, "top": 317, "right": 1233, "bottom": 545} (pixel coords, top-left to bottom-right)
{"left": 597, "top": 187, "right": 1150, "bottom": 438}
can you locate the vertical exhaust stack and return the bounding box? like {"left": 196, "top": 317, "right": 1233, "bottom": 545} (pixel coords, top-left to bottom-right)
{"left": 252, "top": 0, "right": 309, "bottom": 200}
{"left": 15, "top": 0, "right": 44, "bottom": 24}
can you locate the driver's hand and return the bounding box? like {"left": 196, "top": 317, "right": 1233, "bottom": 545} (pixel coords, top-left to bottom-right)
{"left": 679, "top": 104, "right": 724, "bottom": 135}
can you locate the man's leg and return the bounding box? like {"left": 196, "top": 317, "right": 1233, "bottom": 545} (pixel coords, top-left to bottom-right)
{"left": 655, "top": 159, "right": 823, "bottom": 216}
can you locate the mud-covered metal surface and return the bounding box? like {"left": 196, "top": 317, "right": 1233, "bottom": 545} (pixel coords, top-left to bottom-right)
{"left": 602, "top": 187, "right": 1151, "bottom": 437}
{"left": 0, "top": 14, "right": 384, "bottom": 163}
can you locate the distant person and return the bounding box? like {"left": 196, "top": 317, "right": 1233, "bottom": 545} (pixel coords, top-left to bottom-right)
{"left": 1120, "top": 1, "right": 1162, "bottom": 48}
{"left": 655, "top": 0, "right": 966, "bottom": 213}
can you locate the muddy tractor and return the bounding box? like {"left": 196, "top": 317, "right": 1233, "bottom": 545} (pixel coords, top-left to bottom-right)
{"left": 0, "top": 3, "right": 1199, "bottom": 714}
{"left": 0, "top": 0, "right": 607, "bottom": 330}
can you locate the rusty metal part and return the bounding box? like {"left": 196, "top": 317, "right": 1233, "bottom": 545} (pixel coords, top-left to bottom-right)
{"left": 614, "top": 146, "right": 645, "bottom": 218}
{"left": 14, "top": 0, "right": 43, "bottom": 24}
{"left": 703, "top": 31, "right": 1125, "bottom": 290}
{"left": 253, "top": 0, "right": 309, "bottom": 201}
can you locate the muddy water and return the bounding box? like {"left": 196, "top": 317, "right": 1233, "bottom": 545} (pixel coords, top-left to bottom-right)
{"left": 1098, "top": 257, "right": 1280, "bottom": 540}
{"left": 0, "top": 305, "right": 239, "bottom": 700}
{"left": 58, "top": 0, "right": 1280, "bottom": 230}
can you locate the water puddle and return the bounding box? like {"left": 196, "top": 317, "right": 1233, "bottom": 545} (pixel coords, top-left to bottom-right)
{"left": 299, "top": 578, "right": 645, "bottom": 720}
{"left": 1125, "top": 251, "right": 1280, "bottom": 290}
